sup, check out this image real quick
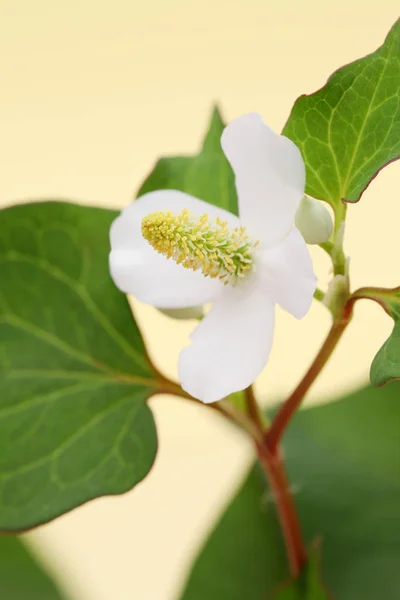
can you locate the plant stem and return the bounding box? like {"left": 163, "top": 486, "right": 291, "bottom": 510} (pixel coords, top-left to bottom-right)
{"left": 332, "top": 202, "right": 347, "bottom": 276}
{"left": 168, "top": 383, "right": 263, "bottom": 442}
{"left": 319, "top": 240, "right": 334, "bottom": 257}
{"left": 218, "top": 398, "right": 263, "bottom": 442}
{"left": 244, "top": 388, "right": 306, "bottom": 575}
{"left": 251, "top": 297, "right": 354, "bottom": 577}
{"left": 165, "top": 283, "right": 355, "bottom": 580}
{"left": 245, "top": 385, "right": 266, "bottom": 430}
{"left": 265, "top": 300, "right": 354, "bottom": 453}
{"left": 334, "top": 201, "right": 347, "bottom": 234}
{"left": 350, "top": 285, "right": 400, "bottom": 316}
{"left": 256, "top": 441, "right": 306, "bottom": 577}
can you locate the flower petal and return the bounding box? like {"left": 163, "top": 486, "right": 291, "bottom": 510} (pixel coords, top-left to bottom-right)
{"left": 110, "top": 189, "right": 240, "bottom": 307}
{"left": 178, "top": 284, "right": 275, "bottom": 403}
{"left": 109, "top": 249, "right": 222, "bottom": 308}
{"left": 221, "top": 113, "right": 305, "bottom": 247}
{"left": 259, "top": 227, "right": 317, "bottom": 319}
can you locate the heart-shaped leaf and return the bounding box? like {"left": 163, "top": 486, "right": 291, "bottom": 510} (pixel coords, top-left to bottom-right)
{"left": 283, "top": 19, "right": 400, "bottom": 206}
{"left": 0, "top": 201, "right": 162, "bottom": 531}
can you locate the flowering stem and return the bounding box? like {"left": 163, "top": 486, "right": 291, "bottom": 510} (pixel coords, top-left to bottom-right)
{"left": 244, "top": 388, "right": 306, "bottom": 576}
{"left": 265, "top": 299, "right": 354, "bottom": 454}
{"left": 256, "top": 441, "right": 307, "bottom": 577}
{"left": 168, "top": 382, "right": 263, "bottom": 442}
{"left": 245, "top": 385, "right": 267, "bottom": 430}
{"left": 166, "top": 292, "right": 356, "bottom": 581}
{"left": 241, "top": 297, "right": 352, "bottom": 579}
{"left": 218, "top": 398, "right": 264, "bottom": 442}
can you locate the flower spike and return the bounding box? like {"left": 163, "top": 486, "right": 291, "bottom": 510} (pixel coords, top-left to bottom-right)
{"left": 142, "top": 209, "right": 258, "bottom": 285}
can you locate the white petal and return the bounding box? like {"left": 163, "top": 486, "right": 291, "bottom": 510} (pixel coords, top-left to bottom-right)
{"left": 221, "top": 113, "right": 305, "bottom": 247}
{"left": 259, "top": 227, "right": 317, "bottom": 319}
{"left": 178, "top": 284, "right": 275, "bottom": 403}
{"left": 109, "top": 249, "right": 221, "bottom": 308}
{"left": 110, "top": 189, "right": 240, "bottom": 307}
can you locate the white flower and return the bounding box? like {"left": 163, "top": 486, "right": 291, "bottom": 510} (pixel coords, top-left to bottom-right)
{"left": 109, "top": 113, "right": 317, "bottom": 403}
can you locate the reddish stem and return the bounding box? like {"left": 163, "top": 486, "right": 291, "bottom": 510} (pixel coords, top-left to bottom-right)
{"left": 173, "top": 294, "right": 356, "bottom": 582}
{"left": 245, "top": 385, "right": 265, "bottom": 431}
{"left": 250, "top": 299, "right": 355, "bottom": 578}
{"left": 256, "top": 442, "right": 306, "bottom": 577}
{"left": 245, "top": 387, "right": 306, "bottom": 576}
{"left": 265, "top": 301, "right": 354, "bottom": 454}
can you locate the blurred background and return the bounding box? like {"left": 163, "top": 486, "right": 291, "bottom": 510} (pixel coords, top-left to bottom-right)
{"left": 1, "top": 1, "right": 399, "bottom": 598}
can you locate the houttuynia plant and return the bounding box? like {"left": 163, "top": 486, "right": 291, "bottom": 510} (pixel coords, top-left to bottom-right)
{"left": 1, "top": 18, "right": 400, "bottom": 600}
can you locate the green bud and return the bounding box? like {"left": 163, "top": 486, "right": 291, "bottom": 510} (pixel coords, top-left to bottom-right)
{"left": 295, "top": 195, "right": 333, "bottom": 245}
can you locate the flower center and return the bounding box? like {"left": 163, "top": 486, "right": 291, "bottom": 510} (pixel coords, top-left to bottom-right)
{"left": 141, "top": 209, "right": 259, "bottom": 285}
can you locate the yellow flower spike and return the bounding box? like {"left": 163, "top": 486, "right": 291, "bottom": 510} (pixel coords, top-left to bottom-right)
{"left": 141, "top": 209, "right": 258, "bottom": 285}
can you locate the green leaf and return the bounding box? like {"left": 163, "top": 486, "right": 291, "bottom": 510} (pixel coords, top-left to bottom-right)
{"left": 179, "top": 383, "right": 400, "bottom": 600}
{"left": 179, "top": 465, "right": 287, "bottom": 600}
{"left": 361, "top": 287, "right": 400, "bottom": 386}
{"left": 283, "top": 20, "right": 400, "bottom": 206}
{"left": 137, "top": 106, "right": 239, "bottom": 215}
{"left": 0, "top": 535, "right": 65, "bottom": 599}
{"left": 0, "top": 201, "right": 162, "bottom": 531}
{"left": 371, "top": 320, "right": 400, "bottom": 386}
{"left": 274, "top": 549, "right": 330, "bottom": 600}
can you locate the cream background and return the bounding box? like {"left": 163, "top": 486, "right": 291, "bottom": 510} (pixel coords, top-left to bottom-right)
{"left": 1, "top": 2, "right": 399, "bottom": 598}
